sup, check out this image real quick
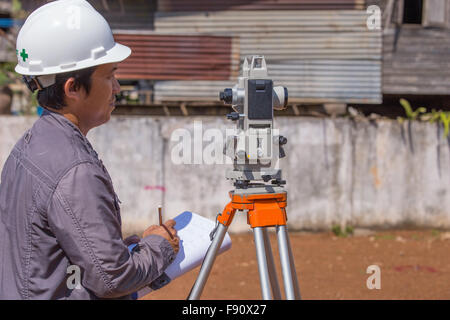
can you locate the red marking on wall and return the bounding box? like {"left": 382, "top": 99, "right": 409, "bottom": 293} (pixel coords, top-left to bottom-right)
{"left": 144, "top": 185, "right": 166, "bottom": 192}
{"left": 393, "top": 265, "right": 438, "bottom": 273}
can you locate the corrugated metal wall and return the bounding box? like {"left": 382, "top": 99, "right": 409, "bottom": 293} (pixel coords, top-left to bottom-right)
{"left": 19, "top": 1, "right": 382, "bottom": 105}
{"left": 152, "top": 10, "right": 382, "bottom": 104}
{"left": 90, "top": 0, "right": 155, "bottom": 30}
{"left": 157, "top": 0, "right": 366, "bottom": 11}
{"left": 113, "top": 34, "right": 237, "bottom": 80}
{"left": 21, "top": 0, "right": 155, "bottom": 30}
{"left": 383, "top": 27, "right": 450, "bottom": 95}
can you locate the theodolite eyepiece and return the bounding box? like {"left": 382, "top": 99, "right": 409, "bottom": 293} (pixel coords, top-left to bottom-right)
{"left": 219, "top": 88, "right": 233, "bottom": 104}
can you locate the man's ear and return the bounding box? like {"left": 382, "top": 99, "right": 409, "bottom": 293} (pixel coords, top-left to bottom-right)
{"left": 63, "top": 78, "right": 83, "bottom": 102}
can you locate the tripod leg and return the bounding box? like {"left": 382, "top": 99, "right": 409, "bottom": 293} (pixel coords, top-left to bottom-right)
{"left": 286, "top": 230, "right": 301, "bottom": 299}
{"left": 187, "top": 223, "right": 228, "bottom": 300}
{"left": 276, "top": 225, "right": 297, "bottom": 300}
{"left": 253, "top": 227, "right": 273, "bottom": 300}
{"left": 262, "top": 228, "right": 282, "bottom": 300}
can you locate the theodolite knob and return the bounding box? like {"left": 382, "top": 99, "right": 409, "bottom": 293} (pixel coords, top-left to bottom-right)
{"left": 219, "top": 88, "right": 233, "bottom": 104}
{"left": 236, "top": 150, "right": 246, "bottom": 160}
{"left": 279, "top": 136, "right": 288, "bottom": 145}
{"left": 226, "top": 112, "right": 240, "bottom": 121}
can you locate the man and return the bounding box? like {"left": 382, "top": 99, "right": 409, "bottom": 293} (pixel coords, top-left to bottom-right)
{"left": 0, "top": 0, "right": 179, "bottom": 299}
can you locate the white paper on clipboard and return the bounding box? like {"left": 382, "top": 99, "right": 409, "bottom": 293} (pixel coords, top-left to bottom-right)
{"left": 137, "top": 211, "right": 232, "bottom": 298}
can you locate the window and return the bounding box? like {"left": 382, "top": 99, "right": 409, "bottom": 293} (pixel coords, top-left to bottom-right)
{"left": 390, "top": 0, "right": 447, "bottom": 28}
{"left": 403, "top": 0, "right": 423, "bottom": 24}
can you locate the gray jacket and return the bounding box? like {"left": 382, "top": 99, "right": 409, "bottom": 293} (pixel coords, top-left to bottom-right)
{"left": 0, "top": 109, "right": 175, "bottom": 299}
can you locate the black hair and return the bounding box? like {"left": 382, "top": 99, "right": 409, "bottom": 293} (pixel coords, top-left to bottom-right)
{"left": 37, "top": 66, "right": 97, "bottom": 109}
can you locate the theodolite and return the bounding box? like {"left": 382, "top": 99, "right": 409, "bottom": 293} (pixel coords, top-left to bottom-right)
{"left": 220, "top": 55, "right": 289, "bottom": 189}
{"left": 188, "top": 55, "right": 300, "bottom": 300}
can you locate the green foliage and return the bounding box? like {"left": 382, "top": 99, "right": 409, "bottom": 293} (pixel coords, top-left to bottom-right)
{"left": 331, "top": 224, "right": 354, "bottom": 237}
{"left": 0, "top": 1, "right": 37, "bottom": 115}
{"left": 0, "top": 62, "right": 18, "bottom": 86}
{"left": 12, "top": 0, "right": 21, "bottom": 12}
{"left": 398, "top": 99, "right": 450, "bottom": 138}
{"left": 423, "top": 109, "right": 441, "bottom": 123}
{"left": 431, "top": 229, "right": 440, "bottom": 238}
{"left": 399, "top": 98, "right": 426, "bottom": 120}
{"left": 0, "top": 71, "right": 8, "bottom": 86}
{"left": 12, "top": 0, "right": 27, "bottom": 19}
{"left": 440, "top": 112, "right": 450, "bottom": 138}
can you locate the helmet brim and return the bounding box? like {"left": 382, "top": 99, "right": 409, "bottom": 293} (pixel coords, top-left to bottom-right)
{"left": 15, "top": 42, "right": 132, "bottom": 76}
{"left": 99, "top": 42, "right": 132, "bottom": 66}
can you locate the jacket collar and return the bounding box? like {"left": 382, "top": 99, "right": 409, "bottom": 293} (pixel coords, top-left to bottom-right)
{"left": 40, "top": 107, "right": 100, "bottom": 160}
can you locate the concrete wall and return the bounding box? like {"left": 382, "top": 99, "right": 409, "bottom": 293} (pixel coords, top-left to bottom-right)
{"left": 1, "top": 115, "right": 449, "bottom": 233}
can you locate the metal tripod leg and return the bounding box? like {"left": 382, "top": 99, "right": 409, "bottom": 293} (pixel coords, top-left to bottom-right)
{"left": 188, "top": 223, "right": 228, "bottom": 300}
{"left": 253, "top": 227, "right": 273, "bottom": 300}
{"left": 286, "top": 229, "right": 301, "bottom": 299}
{"left": 262, "top": 228, "right": 282, "bottom": 300}
{"left": 276, "top": 225, "right": 301, "bottom": 300}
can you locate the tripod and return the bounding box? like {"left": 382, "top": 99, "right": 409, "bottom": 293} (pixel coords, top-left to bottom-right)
{"left": 188, "top": 186, "right": 301, "bottom": 300}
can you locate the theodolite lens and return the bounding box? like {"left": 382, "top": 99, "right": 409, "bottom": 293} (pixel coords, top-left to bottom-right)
{"left": 219, "top": 88, "right": 233, "bottom": 104}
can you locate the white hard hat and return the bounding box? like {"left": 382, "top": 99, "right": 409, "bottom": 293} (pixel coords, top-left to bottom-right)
{"left": 15, "top": 0, "right": 131, "bottom": 88}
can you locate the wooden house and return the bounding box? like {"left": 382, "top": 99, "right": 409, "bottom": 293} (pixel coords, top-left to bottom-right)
{"left": 5, "top": 0, "right": 450, "bottom": 115}
{"left": 364, "top": 0, "right": 450, "bottom": 113}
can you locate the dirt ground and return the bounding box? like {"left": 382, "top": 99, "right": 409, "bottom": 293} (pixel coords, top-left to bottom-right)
{"left": 142, "top": 229, "right": 450, "bottom": 300}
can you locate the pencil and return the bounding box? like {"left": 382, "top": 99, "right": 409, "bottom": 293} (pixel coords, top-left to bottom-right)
{"left": 158, "top": 205, "right": 163, "bottom": 226}
{"left": 158, "top": 205, "right": 174, "bottom": 239}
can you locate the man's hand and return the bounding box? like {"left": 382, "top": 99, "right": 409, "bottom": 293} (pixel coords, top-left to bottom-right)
{"left": 142, "top": 219, "right": 180, "bottom": 254}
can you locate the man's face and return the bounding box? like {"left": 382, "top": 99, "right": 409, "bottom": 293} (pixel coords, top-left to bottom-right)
{"left": 79, "top": 62, "right": 121, "bottom": 130}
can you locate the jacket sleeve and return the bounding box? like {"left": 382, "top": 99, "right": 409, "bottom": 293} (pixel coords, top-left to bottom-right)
{"left": 47, "top": 161, "right": 176, "bottom": 299}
